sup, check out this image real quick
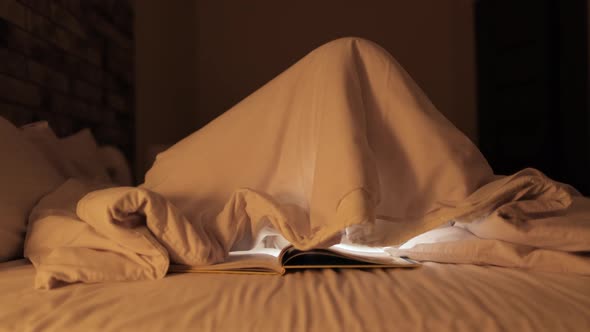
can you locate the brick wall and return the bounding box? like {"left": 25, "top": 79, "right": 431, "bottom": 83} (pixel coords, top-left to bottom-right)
{"left": 0, "top": 0, "right": 134, "bottom": 165}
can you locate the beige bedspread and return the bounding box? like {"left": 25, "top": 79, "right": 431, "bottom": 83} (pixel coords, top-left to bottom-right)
{"left": 1, "top": 259, "right": 589, "bottom": 332}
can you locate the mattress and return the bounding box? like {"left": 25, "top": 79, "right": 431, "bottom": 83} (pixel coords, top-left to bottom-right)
{"left": 1, "top": 260, "right": 589, "bottom": 332}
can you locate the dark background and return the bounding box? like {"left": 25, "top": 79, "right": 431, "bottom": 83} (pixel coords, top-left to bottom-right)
{"left": 476, "top": 0, "right": 589, "bottom": 194}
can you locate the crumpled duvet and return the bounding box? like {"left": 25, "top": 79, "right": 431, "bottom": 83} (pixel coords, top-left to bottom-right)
{"left": 24, "top": 38, "right": 590, "bottom": 289}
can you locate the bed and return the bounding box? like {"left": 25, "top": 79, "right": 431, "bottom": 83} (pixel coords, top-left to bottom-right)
{"left": 2, "top": 38, "right": 590, "bottom": 332}
{"left": 1, "top": 259, "right": 589, "bottom": 332}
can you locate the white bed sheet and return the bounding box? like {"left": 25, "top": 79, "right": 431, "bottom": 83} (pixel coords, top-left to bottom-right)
{"left": 1, "top": 260, "right": 589, "bottom": 332}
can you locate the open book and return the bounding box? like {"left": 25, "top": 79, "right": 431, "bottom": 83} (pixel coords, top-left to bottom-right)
{"left": 169, "top": 244, "right": 420, "bottom": 275}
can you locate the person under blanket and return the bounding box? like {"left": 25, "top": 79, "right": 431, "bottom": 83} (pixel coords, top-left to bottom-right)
{"left": 141, "top": 37, "right": 573, "bottom": 251}
{"left": 25, "top": 38, "right": 588, "bottom": 289}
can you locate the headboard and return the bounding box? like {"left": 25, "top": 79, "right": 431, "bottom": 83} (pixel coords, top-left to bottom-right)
{"left": 0, "top": 0, "right": 134, "bottom": 166}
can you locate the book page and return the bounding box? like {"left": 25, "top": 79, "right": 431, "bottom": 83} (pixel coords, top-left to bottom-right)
{"left": 329, "top": 244, "right": 403, "bottom": 263}
{"left": 169, "top": 248, "right": 284, "bottom": 274}
{"left": 281, "top": 244, "right": 420, "bottom": 268}
{"left": 330, "top": 244, "right": 419, "bottom": 265}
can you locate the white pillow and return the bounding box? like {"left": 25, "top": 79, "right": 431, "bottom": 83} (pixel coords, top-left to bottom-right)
{"left": 59, "top": 129, "right": 111, "bottom": 183}
{"left": 0, "top": 117, "right": 64, "bottom": 262}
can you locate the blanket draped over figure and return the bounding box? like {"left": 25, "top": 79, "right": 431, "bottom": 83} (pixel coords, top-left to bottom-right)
{"left": 25, "top": 38, "right": 590, "bottom": 289}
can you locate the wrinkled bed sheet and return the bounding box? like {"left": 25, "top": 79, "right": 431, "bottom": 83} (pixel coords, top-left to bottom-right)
{"left": 1, "top": 259, "right": 589, "bottom": 332}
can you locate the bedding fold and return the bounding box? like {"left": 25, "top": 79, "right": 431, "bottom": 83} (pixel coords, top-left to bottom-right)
{"left": 23, "top": 37, "right": 590, "bottom": 288}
